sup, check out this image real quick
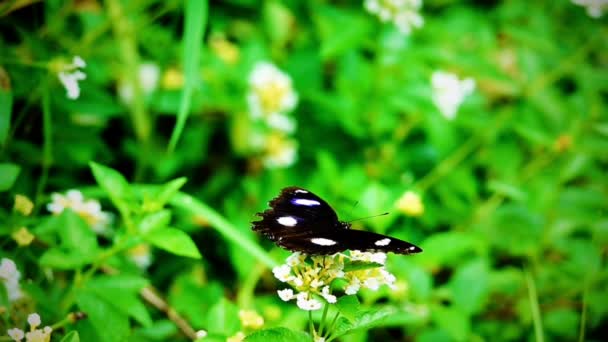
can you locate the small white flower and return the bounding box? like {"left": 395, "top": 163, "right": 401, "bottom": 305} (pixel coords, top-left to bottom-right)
{"left": 0, "top": 258, "right": 22, "bottom": 302}
{"left": 396, "top": 190, "right": 424, "bottom": 217}
{"left": 345, "top": 277, "right": 361, "bottom": 295}
{"left": 431, "top": 70, "right": 475, "bottom": 120}
{"left": 296, "top": 292, "right": 322, "bottom": 311}
{"left": 195, "top": 330, "right": 208, "bottom": 338}
{"left": 278, "top": 288, "right": 295, "bottom": 301}
{"left": 310, "top": 278, "right": 324, "bottom": 288}
{"left": 286, "top": 252, "right": 304, "bottom": 266}
{"left": 58, "top": 56, "right": 87, "bottom": 100}
{"left": 272, "top": 264, "right": 292, "bottom": 282}
{"left": 27, "top": 313, "right": 41, "bottom": 328}
{"left": 363, "top": 277, "right": 380, "bottom": 291}
{"left": 266, "top": 113, "right": 296, "bottom": 133}
{"left": 118, "top": 62, "right": 161, "bottom": 105}
{"left": 320, "top": 286, "right": 337, "bottom": 304}
{"left": 47, "top": 190, "right": 111, "bottom": 233}
{"left": 364, "top": 0, "right": 424, "bottom": 35}
{"left": 7, "top": 328, "right": 24, "bottom": 341}
{"left": 262, "top": 135, "right": 298, "bottom": 169}
{"left": 247, "top": 62, "right": 298, "bottom": 120}
{"left": 571, "top": 0, "right": 608, "bottom": 18}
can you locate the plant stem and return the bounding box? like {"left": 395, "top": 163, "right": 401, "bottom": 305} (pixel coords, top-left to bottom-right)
{"left": 524, "top": 266, "right": 544, "bottom": 342}
{"left": 317, "top": 302, "right": 330, "bottom": 337}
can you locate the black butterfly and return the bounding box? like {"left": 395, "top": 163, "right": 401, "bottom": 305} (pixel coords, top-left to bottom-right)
{"left": 252, "top": 186, "right": 423, "bottom": 255}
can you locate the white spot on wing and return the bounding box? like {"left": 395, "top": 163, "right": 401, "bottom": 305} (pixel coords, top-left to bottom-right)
{"left": 277, "top": 216, "right": 298, "bottom": 227}
{"left": 311, "top": 238, "right": 337, "bottom": 246}
{"left": 292, "top": 198, "right": 321, "bottom": 206}
{"left": 375, "top": 238, "right": 391, "bottom": 246}
{"left": 294, "top": 189, "right": 308, "bottom": 193}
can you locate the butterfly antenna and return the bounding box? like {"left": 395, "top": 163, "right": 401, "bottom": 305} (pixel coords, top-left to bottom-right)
{"left": 347, "top": 212, "right": 389, "bottom": 223}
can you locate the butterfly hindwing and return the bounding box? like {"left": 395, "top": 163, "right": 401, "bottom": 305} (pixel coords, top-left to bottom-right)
{"left": 252, "top": 186, "right": 423, "bottom": 255}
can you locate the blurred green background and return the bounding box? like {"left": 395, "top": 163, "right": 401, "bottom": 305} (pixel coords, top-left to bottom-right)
{"left": 0, "top": 0, "right": 607, "bottom": 341}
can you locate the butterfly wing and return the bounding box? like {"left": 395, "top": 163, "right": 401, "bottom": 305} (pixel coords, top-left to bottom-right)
{"left": 277, "top": 229, "right": 423, "bottom": 255}
{"left": 252, "top": 187, "right": 342, "bottom": 243}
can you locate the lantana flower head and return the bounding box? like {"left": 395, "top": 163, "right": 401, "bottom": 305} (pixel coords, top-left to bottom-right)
{"left": 47, "top": 189, "right": 112, "bottom": 233}
{"left": 273, "top": 251, "right": 397, "bottom": 311}
{"left": 247, "top": 61, "right": 298, "bottom": 123}
{"left": 0, "top": 258, "right": 23, "bottom": 302}
{"left": 7, "top": 313, "right": 53, "bottom": 342}
{"left": 364, "top": 0, "right": 424, "bottom": 35}
{"left": 431, "top": 70, "right": 475, "bottom": 120}
{"left": 571, "top": 0, "right": 608, "bottom": 18}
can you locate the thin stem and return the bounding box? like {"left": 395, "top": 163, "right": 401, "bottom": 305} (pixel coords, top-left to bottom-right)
{"left": 317, "top": 302, "right": 330, "bottom": 337}
{"left": 35, "top": 80, "right": 52, "bottom": 210}
{"left": 308, "top": 310, "right": 314, "bottom": 340}
{"left": 578, "top": 283, "right": 588, "bottom": 342}
{"left": 324, "top": 311, "right": 341, "bottom": 342}
{"left": 524, "top": 266, "right": 544, "bottom": 342}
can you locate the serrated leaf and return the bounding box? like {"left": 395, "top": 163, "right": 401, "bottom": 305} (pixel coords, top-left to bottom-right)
{"left": 244, "top": 327, "right": 310, "bottom": 342}
{"left": 76, "top": 292, "right": 130, "bottom": 342}
{"left": 59, "top": 331, "right": 80, "bottom": 342}
{"left": 145, "top": 228, "right": 201, "bottom": 259}
{"left": 0, "top": 163, "right": 20, "bottom": 191}
{"left": 336, "top": 295, "right": 360, "bottom": 322}
{"left": 333, "top": 306, "right": 396, "bottom": 338}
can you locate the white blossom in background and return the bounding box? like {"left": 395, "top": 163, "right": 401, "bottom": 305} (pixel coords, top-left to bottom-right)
{"left": 118, "top": 62, "right": 161, "bottom": 105}
{"left": 7, "top": 313, "right": 53, "bottom": 342}
{"left": 0, "top": 258, "right": 22, "bottom": 302}
{"left": 247, "top": 62, "right": 298, "bottom": 124}
{"left": 274, "top": 251, "right": 397, "bottom": 311}
{"left": 58, "top": 56, "right": 86, "bottom": 100}
{"left": 571, "top": 0, "right": 608, "bottom": 18}
{"left": 262, "top": 134, "right": 298, "bottom": 169}
{"left": 431, "top": 70, "right": 475, "bottom": 120}
{"left": 364, "top": 0, "right": 424, "bottom": 35}
{"left": 127, "top": 244, "right": 153, "bottom": 270}
{"left": 47, "top": 189, "right": 112, "bottom": 233}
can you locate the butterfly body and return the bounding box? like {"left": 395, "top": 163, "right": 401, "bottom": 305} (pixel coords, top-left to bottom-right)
{"left": 252, "top": 186, "right": 423, "bottom": 255}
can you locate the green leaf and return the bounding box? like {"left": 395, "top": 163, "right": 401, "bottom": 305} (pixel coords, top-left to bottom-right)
{"left": 450, "top": 258, "right": 490, "bottom": 315}
{"left": 153, "top": 177, "right": 188, "bottom": 208}
{"left": 336, "top": 295, "right": 360, "bottom": 322}
{"left": 89, "top": 162, "right": 133, "bottom": 215}
{"left": 419, "top": 231, "right": 485, "bottom": 268}
{"left": 244, "top": 327, "right": 310, "bottom": 342}
{"left": 59, "top": 331, "right": 80, "bottom": 342}
{"left": 168, "top": 0, "right": 208, "bottom": 151}
{"left": 205, "top": 297, "right": 239, "bottom": 335}
{"left": 137, "top": 210, "right": 171, "bottom": 234}
{"left": 332, "top": 307, "right": 396, "bottom": 338}
{"left": 431, "top": 304, "right": 471, "bottom": 341}
{"left": 314, "top": 6, "right": 372, "bottom": 59}
{"left": 0, "top": 163, "right": 20, "bottom": 191}
{"left": 145, "top": 227, "right": 201, "bottom": 259}
{"left": 76, "top": 292, "right": 130, "bottom": 342}
{"left": 343, "top": 261, "right": 383, "bottom": 273}
{"left": 39, "top": 211, "right": 99, "bottom": 269}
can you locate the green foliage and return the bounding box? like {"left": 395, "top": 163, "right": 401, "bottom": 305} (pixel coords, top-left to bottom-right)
{"left": 1, "top": 0, "right": 606, "bottom": 341}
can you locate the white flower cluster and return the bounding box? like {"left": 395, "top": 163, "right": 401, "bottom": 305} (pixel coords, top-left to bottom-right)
{"left": 246, "top": 62, "right": 299, "bottom": 169}
{"left": 431, "top": 70, "right": 475, "bottom": 120}
{"left": 58, "top": 56, "right": 86, "bottom": 100}
{"left": 7, "top": 313, "right": 53, "bottom": 342}
{"left": 364, "top": 0, "right": 424, "bottom": 35}
{"left": 274, "top": 251, "right": 396, "bottom": 311}
{"left": 117, "top": 62, "right": 161, "bottom": 105}
{"left": 0, "top": 258, "right": 22, "bottom": 302}
{"left": 47, "top": 189, "right": 111, "bottom": 233}
{"left": 571, "top": 0, "right": 608, "bottom": 18}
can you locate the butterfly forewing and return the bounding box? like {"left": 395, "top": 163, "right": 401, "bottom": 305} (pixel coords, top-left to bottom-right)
{"left": 252, "top": 186, "right": 423, "bottom": 255}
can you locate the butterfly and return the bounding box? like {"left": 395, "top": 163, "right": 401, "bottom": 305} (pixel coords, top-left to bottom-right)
{"left": 252, "top": 186, "right": 423, "bottom": 255}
